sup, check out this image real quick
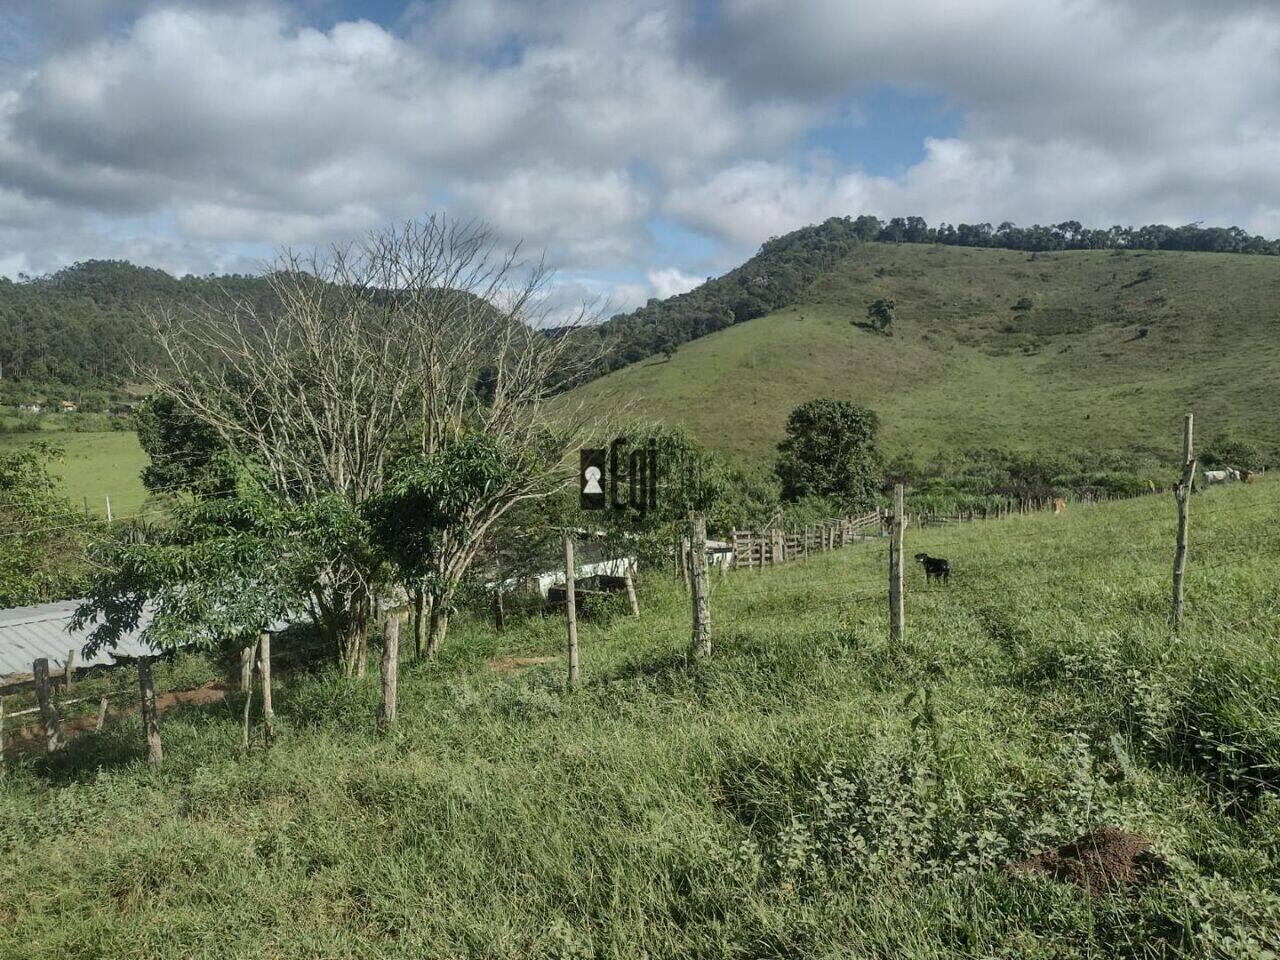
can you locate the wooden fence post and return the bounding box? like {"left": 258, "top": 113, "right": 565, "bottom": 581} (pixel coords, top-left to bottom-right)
{"left": 564, "top": 535, "right": 579, "bottom": 689}
{"left": 105, "top": 495, "right": 113, "bottom": 524}
{"left": 239, "top": 641, "right": 255, "bottom": 693}
{"left": 492, "top": 585, "right": 506, "bottom": 632}
{"left": 1172, "top": 413, "right": 1195, "bottom": 630}
{"left": 889, "top": 484, "right": 906, "bottom": 644}
{"left": 64, "top": 647, "right": 77, "bottom": 693}
{"left": 137, "top": 656, "right": 162, "bottom": 766}
{"left": 772, "top": 528, "right": 785, "bottom": 565}
{"left": 690, "top": 512, "right": 711, "bottom": 657}
{"left": 241, "top": 636, "right": 258, "bottom": 752}
{"left": 257, "top": 630, "right": 274, "bottom": 742}
{"left": 95, "top": 696, "right": 109, "bottom": 732}
{"left": 624, "top": 568, "right": 640, "bottom": 617}
{"left": 33, "top": 658, "right": 62, "bottom": 752}
{"left": 377, "top": 610, "right": 399, "bottom": 734}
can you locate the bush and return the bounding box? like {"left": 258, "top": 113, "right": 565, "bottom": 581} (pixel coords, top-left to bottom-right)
{"left": 1202, "top": 436, "right": 1265, "bottom": 470}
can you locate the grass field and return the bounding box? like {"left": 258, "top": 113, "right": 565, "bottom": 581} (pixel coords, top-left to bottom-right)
{"left": 0, "top": 430, "right": 149, "bottom": 517}
{"left": 572, "top": 244, "right": 1280, "bottom": 465}
{"left": 2, "top": 479, "right": 1278, "bottom": 957}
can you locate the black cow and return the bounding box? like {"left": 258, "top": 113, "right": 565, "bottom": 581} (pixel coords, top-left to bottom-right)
{"left": 914, "top": 552, "right": 950, "bottom": 585}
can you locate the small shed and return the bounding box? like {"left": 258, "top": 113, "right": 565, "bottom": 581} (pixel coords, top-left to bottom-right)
{"left": 0, "top": 599, "right": 161, "bottom": 682}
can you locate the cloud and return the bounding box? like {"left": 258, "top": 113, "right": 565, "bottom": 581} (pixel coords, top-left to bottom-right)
{"left": 646, "top": 267, "right": 702, "bottom": 299}
{"left": 0, "top": 0, "right": 1279, "bottom": 294}
{"left": 674, "top": 0, "right": 1280, "bottom": 242}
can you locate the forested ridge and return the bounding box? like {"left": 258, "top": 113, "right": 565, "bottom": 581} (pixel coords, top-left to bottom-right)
{"left": 0, "top": 260, "right": 274, "bottom": 389}
{"left": 3, "top": 215, "right": 1278, "bottom": 390}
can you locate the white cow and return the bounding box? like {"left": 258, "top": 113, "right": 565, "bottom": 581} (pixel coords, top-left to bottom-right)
{"left": 1202, "top": 468, "right": 1241, "bottom": 486}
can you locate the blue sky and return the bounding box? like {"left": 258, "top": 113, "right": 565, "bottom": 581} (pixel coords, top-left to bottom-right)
{"left": 0, "top": 0, "right": 1277, "bottom": 313}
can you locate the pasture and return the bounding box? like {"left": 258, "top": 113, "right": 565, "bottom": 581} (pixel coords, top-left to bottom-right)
{"left": 1, "top": 478, "right": 1277, "bottom": 957}
{"left": 0, "top": 430, "right": 149, "bottom": 516}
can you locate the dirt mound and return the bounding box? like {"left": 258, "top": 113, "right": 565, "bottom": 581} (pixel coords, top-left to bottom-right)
{"left": 1008, "top": 827, "right": 1163, "bottom": 895}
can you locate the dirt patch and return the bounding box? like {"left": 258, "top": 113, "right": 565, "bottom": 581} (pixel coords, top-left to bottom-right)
{"left": 2, "top": 680, "right": 230, "bottom": 756}
{"left": 155, "top": 679, "right": 227, "bottom": 711}
{"left": 1008, "top": 827, "right": 1164, "bottom": 895}
{"left": 486, "top": 655, "right": 558, "bottom": 673}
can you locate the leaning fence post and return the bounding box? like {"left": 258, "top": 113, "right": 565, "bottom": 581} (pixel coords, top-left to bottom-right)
{"left": 889, "top": 484, "right": 906, "bottom": 644}
{"left": 64, "top": 647, "right": 77, "bottom": 693}
{"left": 564, "top": 535, "right": 580, "bottom": 689}
{"left": 1172, "top": 413, "right": 1195, "bottom": 630}
{"left": 94, "top": 696, "right": 109, "bottom": 733}
{"left": 689, "top": 512, "right": 711, "bottom": 657}
{"left": 137, "top": 656, "right": 162, "bottom": 766}
{"left": 33, "top": 658, "right": 62, "bottom": 753}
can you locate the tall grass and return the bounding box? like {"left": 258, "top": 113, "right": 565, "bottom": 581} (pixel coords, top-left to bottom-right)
{"left": 1, "top": 481, "right": 1278, "bottom": 957}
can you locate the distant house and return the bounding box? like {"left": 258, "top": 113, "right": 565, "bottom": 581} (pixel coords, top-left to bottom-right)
{"left": 20, "top": 403, "right": 41, "bottom": 414}
{"left": 59, "top": 400, "right": 78, "bottom": 413}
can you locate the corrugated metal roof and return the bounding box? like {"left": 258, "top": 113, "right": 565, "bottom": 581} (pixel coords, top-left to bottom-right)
{"left": 0, "top": 599, "right": 161, "bottom": 679}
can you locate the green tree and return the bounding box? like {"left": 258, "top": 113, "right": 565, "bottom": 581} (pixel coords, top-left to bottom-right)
{"left": 0, "top": 443, "right": 95, "bottom": 606}
{"left": 865, "top": 297, "right": 895, "bottom": 333}
{"left": 363, "top": 432, "right": 525, "bottom": 657}
{"left": 134, "top": 392, "right": 227, "bottom": 494}
{"left": 76, "top": 458, "right": 381, "bottom": 662}
{"left": 774, "top": 399, "right": 881, "bottom": 507}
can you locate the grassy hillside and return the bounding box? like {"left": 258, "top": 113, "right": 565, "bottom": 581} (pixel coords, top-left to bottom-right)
{"left": 573, "top": 243, "right": 1280, "bottom": 465}
{"left": 2, "top": 480, "right": 1278, "bottom": 957}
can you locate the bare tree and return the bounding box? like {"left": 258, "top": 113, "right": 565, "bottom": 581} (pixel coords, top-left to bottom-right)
{"left": 145, "top": 216, "right": 601, "bottom": 671}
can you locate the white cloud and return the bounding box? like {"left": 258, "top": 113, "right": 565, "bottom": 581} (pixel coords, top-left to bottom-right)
{"left": 646, "top": 267, "right": 702, "bottom": 299}
{"left": 0, "top": 0, "right": 1278, "bottom": 292}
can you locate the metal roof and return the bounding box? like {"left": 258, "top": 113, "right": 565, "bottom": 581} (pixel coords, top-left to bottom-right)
{"left": 0, "top": 599, "right": 161, "bottom": 679}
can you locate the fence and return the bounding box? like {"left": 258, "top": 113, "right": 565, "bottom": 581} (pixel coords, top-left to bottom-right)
{"left": 730, "top": 512, "right": 882, "bottom": 569}
{"left": 728, "top": 496, "right": 1077, "bottom": 570}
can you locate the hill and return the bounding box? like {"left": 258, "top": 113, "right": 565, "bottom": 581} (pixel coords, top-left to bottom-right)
{"left": 2, "top": 480, "right": 1278, "bottom": 956}
{"left": 573, "top": 242, "right": 1280, "bottom": 465}
{"left": 0, "top": 260, "right": 274, "bottom": 392}
{"left": 585, "top": 215, "right": 1280, "bottom": 377}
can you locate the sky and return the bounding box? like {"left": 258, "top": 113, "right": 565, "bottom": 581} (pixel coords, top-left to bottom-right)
{"left": 0, "top": 0, "right": 1278, "bottom": 314}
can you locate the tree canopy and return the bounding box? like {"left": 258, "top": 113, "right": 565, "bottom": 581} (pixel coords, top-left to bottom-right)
{"left": 774, "top": 399, "right": 882, "bottom": 508}
{"left": 0, "top": 443, "right": 95, "bottom": 606}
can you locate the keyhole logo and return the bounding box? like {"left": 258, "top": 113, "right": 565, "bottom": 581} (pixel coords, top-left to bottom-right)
{"left": 580, "top": 448, "right": 607, "bottom": 509}
{"left": 580, "top": 439, "right": 658, "bottom": 513}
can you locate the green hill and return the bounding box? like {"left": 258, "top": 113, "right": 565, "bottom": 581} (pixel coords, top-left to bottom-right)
{"left": 574, "top": 243, "right": 1280, "bottom": 464}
